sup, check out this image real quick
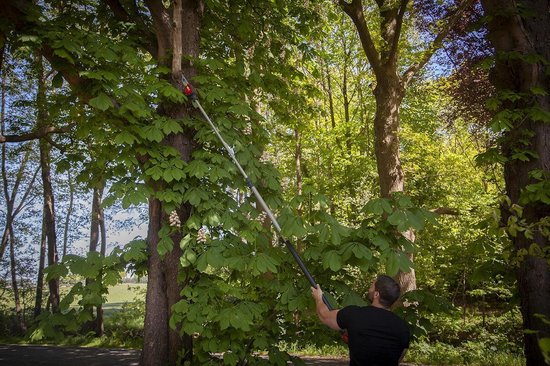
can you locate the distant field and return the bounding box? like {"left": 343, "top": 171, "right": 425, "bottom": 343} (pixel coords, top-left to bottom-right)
{"left": 105, "top": 283, "right": 146, "bottom": 303}
{"left": 103, "top": 283, "right": 146, "bottom": 315}
{"left": 1, "top": 282, "right": 146, "bottom": 316}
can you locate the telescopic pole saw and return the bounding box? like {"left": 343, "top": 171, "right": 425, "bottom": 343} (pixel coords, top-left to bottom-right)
{"left": 181, "top": 75, "right": 333, "bottom": 310}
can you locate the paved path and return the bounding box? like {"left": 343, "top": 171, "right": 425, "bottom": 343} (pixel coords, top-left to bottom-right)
{"left": 0, "top": 345, "right": 349, "bottom": 366}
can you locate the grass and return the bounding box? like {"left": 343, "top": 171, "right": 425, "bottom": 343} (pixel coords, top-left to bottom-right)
{"left": 101, "top": 283, "right": 146, "bottom": 316}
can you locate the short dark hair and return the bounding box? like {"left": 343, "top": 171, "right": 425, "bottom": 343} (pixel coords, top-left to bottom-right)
{"left": 375, "top": 275, "right": 401, "bottom": 308}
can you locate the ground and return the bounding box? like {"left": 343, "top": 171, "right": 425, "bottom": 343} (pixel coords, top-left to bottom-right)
{"left": 0, "top": 344, "right": 350, "bottom": 365}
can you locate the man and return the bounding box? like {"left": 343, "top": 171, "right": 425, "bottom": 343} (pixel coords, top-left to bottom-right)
{"left": 311, "top": 275, "right": 410, "bottom": 366}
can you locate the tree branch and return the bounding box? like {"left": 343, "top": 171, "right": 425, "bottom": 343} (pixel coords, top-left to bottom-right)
{"left": 339, "top": 0, "right": 382, "bottom": 76}
{"left": 401, "top": 0, "right": 475, "bottom": 88}
{"left": 44, "top": 135, "right": 66, "bottom": 153}
{"left": 144, "top": 0, "right": 172, "bottom": 59}
{"left": 103, "top": 0, "right": 158, "bottom": 59}
{"left": 0, "top": 125, "right": 72, "bottom": 143}
{"left": 387, "top": 0, "right": 409, "bottom": 66}
{"left": 432, "top": 207, "right": 460, "bottom": 216}
{"left": 13, "top": 165, "right": 40, "bottom": 217}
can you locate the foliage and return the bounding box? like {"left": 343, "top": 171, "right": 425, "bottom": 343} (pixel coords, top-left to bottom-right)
{"left": 407, "top": 338, "right": 525, "bottom": 366}
{"left": 29, "top": 241, "right": 145, "bottom": 342}
{"left": 0, "top": 0, "right": 534, "bottom": 365}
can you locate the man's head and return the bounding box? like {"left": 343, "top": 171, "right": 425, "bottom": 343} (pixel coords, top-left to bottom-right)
{"left": 368, "top": 275, "right": 401, "bottom": 308}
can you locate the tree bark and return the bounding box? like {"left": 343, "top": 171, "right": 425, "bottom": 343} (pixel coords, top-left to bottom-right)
{"left": 481, "top": 1, "right": 550, "bottom": 364}
{"left": 140, "top": 1, "right": 202, "bottom": 365}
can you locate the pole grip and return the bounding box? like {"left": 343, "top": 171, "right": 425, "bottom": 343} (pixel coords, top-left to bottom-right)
{"left": 282, "top": 239, "right": 333, "bottom": 311}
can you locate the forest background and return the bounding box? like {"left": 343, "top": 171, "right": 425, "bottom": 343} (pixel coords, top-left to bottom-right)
{"left": 0, "top": 0, "right": 549, "bottom": 366}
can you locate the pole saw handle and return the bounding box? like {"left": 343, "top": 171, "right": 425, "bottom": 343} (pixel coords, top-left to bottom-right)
{"left": 281, "top": 238, "right": 333, "bottom": 310}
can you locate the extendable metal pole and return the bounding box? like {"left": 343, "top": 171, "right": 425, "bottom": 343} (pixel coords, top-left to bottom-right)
{"left": 181, "top": 76, "right": 333, "bottom": 310}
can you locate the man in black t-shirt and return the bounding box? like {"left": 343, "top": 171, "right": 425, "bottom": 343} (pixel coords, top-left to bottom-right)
{"left": 311, "top": 275, "right": 410, "bottom": 366}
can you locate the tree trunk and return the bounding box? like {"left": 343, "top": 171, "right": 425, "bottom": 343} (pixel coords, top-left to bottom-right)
{"left": 140, "top": 1, "right": 202, "bottom": 365}
{"left": 481, "top": 1, "right": 550, "bottom": 364}
{"left": 37, "top": 56, "right": 60, "bottom": 313}
{"left": 373, "top": 71, "right": 416, "bottom": 292}
{"left": 34, "top": 215, "right": 47, "bottom": 318}
{"left": 89, "top": 185, "right": 104, "bottom": 253}
{"left": 9, "top": 220, "right": 26, "bottom": 333}
{"left": 87, "top": 183, "right": 105, "bottom": 336}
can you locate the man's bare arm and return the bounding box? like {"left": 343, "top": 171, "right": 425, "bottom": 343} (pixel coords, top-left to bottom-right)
{"left": 311, "top": 285, "right": 341, "bottom": 331}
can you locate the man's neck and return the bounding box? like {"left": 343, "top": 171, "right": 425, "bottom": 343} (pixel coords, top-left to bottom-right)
{"left": 371, "top": 301, "right": 390, "bottom": 310}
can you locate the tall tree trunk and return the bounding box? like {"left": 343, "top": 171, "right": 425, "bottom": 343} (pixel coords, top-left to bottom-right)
{"left": 140, "top": 1, "right": 202, "bottom": 365}
{"left": 373, "top": 70, "right": 416, "bottom": 292}
{"left": 89, "top": 185, "right": 104, "bottom": 253}
{"left": 37, "top": 55, "right": 60, "bottom": 313}
{"left": 9, "top": 222, "right": 26, "bottom": 333}
{"left": 481, "top": 1, "right": 550, "bottom": 365}
{"left": 34, "top": 215, "right": 47, "bottom": 318}
{"left": 87, "top": 183, "right": 105, "bottom": 336}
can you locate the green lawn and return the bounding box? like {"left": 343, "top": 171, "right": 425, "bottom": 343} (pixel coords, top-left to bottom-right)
{"left": 102, "top": 283, "right": 146, "bottom": 315}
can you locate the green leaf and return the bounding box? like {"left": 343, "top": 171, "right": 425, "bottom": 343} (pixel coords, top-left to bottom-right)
{"left": 206, "top": 247, "right": 224, "bottom": 268}
{"left": 145, "top": 165, "right": 163, "bottom": 180}
{"left": 322, "top": 250, "right": 342, "bottom": 271}
{"left": 228, "top": 104, "right": 250, "bottom": 116}
{"left": 388, "top": 210, "right": 407, "bottom": 228}
{"left": 529, "top": 106, "right": 550, "bottom": 123}
{"left": 254, "top": 253, "right": 279, "bottom": 273}
{"left": 223, "top": 352, "right": 239, "bottom": 366}
{"left": 539, "top": 338, "right": 550, "bottom": 362}
{"left": 407, "top": 210, "right": 425, "bottom": 231}
{"left": 161, "top": 119, "right": 183, "bottom": 135}
{"left": 372, "top": 236, "right": 390, "bottom": 250}
{"left": 386, "top": 253, "right": 399, "bottom": 276}
{"left": 365, "top": 199, "right": 384, "bottom": 215}
{"left": 53, "top": 48, "right": 75, "bottom": 64}
{"left": 351, "top": 243, "right": 372, "bottom": 260}
{"left": 114, "top": 130, "right": 137, "bottom": 145}
{"left": 142, "top": 125, "right": 164, "bottom": 142}
{"left": 185, "top": 160, "right": 209, "bottom": 179}
{"left": 44, "top": 263, "right": 69, "bottom": 281}
{"left": 183, "top": 187, "right": 209, "bottom": 206}
{"left": 89, "top": 93, "right": 113, "bottom": 111}
{"left": 157, "top": 236, "right": 173, "bottom": 257}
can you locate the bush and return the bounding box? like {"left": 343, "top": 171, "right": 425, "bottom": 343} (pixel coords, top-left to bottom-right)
{"left": 426, "top": 308, "right": 523, "bottom": 353}
{"left": 103, "top": 298, "right": 145, "bottom": 348}
{"left": 407, "top": 338, "right": 525, "bottom": 366}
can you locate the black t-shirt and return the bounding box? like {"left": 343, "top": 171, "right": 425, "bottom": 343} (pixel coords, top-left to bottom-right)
{"left": 336, "top": 305, "right": 410, "bottom": 366}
